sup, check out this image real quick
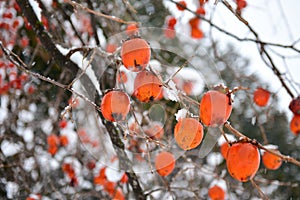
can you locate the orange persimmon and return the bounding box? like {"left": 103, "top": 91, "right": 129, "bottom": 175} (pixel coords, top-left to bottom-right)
{"left": 196, "top": 7, "right": 206, "bottom": 15}
{"left": 167, "top": 16, "right": 177, "bottom": 28}
{"left": 94, "top": 167, "right": 107, "bottom": 185}
{"left": 101, "top": 90, "right": 130, "bottom": 122}
{"left": 112, "top": 188, "right": 125, "bottom": 200}
{"left": 126, "top": 23, "right": 139, "bottom": 36}
{"left": 290, "top": 114, "right": 300, "bottom": 135}
{"left": 121, "top": 38, "right": 151, "bottom": 72}
{"left": 226, "top": 142, "right": 260, "bottom": 182}
{"left": 174, "top": 118, "right": 204, "bottom": 150}
{"left": 47, "top": 134, "right": 59, "bottom": 147}
{"left": 182, "top": 81, "right": 193, "bottom": 95}
{"left": 200, "top": 90, "right": 232, "bottom": 127}
{"left": 208, "top": 185, "right": 225, "bottom": 200}
{"left": 253, "top": 87, "right": 270, "bottom": 107}
{"left": 106, "top": 44, "right": 117, "bottom": 53}
{"left": 155, "top": 151, "right": 175, "bottom": 177}
{"left": 133, "top": 70, "right": 163, "bottom": 102}
{"left": 262, "top": 149, "right": 282, "bottom": 170}
{"left": 59, "top": 135, "right": 69, "bottom": 147}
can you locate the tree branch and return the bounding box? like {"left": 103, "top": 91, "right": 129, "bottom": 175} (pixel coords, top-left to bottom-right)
{"left": 16, "top": 0, "right": 80, "bottom": 81}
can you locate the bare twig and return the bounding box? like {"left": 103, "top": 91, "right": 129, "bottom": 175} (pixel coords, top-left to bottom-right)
{"left": 122, "top": 0, "right": 137, "bottom": 13}
{"left": 0, "top": 42, "right": 101, "bottom": 112}
{"left": 65, "top": 0, "right": 137, "bottom": 24}
{"left": 221, "top": 0, "right": 249, "bottom": 25}
{"left": 251, "top": 179, "right": 269, "bottom": 200}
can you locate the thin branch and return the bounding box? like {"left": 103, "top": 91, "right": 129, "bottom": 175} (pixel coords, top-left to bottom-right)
{"left": 221, "top": 0, "right": 249, "bottom": 25}
{"left": 0, "top": 42, "right": 101, "bottom": 112}
{"left": 251, "top": 179, "right": 269, "bottom": 200}
{"left": 65, "top": 0, "right": 137, "bottom": 25}
{"left": 122, "top": 0, "right": 137, "bottom": 13}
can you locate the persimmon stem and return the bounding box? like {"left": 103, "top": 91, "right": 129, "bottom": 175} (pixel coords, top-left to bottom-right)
{"left": 219, "top": 126, "right": 230, "bottom": 145}
{"left": 224, "top": 122, "right": 300, "bottom": 167}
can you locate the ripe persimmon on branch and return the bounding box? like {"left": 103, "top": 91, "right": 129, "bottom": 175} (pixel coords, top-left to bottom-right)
{"left": 223, "top": 122, "right": 300, "bottom": 167}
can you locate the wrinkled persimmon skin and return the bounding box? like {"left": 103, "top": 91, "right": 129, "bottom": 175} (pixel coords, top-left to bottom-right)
{"left": 121, "top": 38, "right": 150, "bottom": 72}
{"left": 290, "top": 115, "right": 300, "bottom": 135}
{"left": 134, "top": 70, "right": 163, "bottom": 102}
{"left": 226, "top": 142, "right": 260, "bottom": 182}
{"left": 155, "top": 151, "right": 175, "bottom": 177}
{"left": 253, "top": 87, "right": 270, "bottom": 107}
{"left": 174, "top": 118, "right": 204, "bottom": 150}
{"left": 208, "top": 185, "right": 225, "bottom": 200}
{"left": 262, "top": 150, "right": 282, "bottom": 170}
{"left": 200, "top": 90, "right": 232, "bottom": 127}
{"left": 101, "top": 91, "right": 130, "bottom": 122}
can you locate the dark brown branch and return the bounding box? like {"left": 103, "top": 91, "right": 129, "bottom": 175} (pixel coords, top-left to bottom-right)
{"left": 16, "top": 0, "right": 80, "bottom": 82}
